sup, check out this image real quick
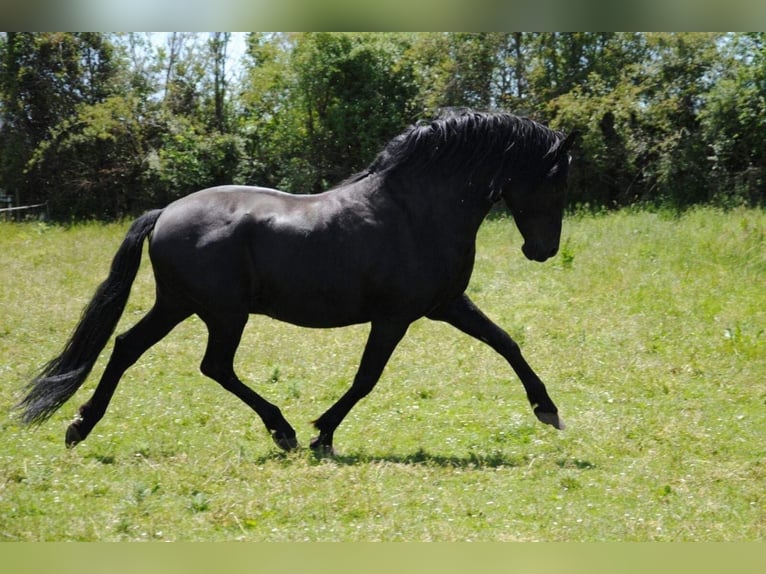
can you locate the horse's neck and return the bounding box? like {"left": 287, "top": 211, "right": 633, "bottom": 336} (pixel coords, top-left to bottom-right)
{"left": 380, "top": 172, "right": 495, "bottom": 242}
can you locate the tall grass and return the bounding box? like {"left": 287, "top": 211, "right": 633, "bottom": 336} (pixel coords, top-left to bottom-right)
{"left": 0, "top": 208, "right": 763, "bottom": 541}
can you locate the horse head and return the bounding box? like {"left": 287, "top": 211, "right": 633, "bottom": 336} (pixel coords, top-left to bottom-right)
{"left": 503, "top": 130, "right": 578, "bottom": 262}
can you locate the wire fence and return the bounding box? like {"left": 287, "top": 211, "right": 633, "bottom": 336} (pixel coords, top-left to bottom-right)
{"left": 0, "top": 202, "right": 49, "bottom": 220}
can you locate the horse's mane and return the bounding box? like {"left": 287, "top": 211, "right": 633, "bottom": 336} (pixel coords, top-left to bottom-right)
{"left": 366, "top": 109, "right": 564, "bottom": 186}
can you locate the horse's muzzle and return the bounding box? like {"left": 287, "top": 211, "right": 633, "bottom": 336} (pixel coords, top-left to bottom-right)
{"left": 522, "top": 243, "right": 558, "bottom": 262}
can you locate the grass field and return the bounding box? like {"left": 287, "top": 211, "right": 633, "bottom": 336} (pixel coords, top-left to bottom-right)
{"left": 0, "top": 207, "right": 764, "bottom": 541}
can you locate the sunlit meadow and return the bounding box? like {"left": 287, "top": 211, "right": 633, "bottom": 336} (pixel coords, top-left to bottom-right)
{"left": 0, "top": 207, "right": 763, "bottom": 541}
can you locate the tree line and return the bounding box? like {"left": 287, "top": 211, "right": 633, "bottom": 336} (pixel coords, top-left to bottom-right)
{"left": 1, "top": 32, "right": 764, "bottom": 220}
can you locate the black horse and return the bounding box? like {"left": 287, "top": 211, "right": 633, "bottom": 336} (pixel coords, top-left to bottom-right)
{"left": 18, "top": 110, "right": 577, "bottom": 455}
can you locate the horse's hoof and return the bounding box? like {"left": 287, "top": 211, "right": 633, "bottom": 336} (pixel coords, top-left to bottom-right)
{"left": 65, "top": 424, "right": 83, "bottom": 449}
{"left": 534, "top": 409, "right": 566, "bottom": 430}
{"left": 271, "top": 431, "right": 299, "bottom": 452}
{"left": 309, "top": 436, "right": 336, "bottom": 457}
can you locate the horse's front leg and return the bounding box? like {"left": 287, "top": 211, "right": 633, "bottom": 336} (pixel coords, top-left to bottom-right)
{"left": 311, "top": 319, "right": 409, "bottom": 455}
{"left": 428, "top": 294, "right": 565, "bottom": 430}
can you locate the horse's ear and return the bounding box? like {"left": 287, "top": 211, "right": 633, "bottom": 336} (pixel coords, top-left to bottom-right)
{"left": 543, "top": 130, "right": 580, "bottom": 174}
{"left": 558, "top": 130, "right": 580, "bottom": 156}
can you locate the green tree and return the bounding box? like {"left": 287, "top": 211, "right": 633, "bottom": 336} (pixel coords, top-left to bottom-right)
{"left": 542, "top": 33, "right": 652, "bottom": 205}
{"left": 0, "top": 32, "right": 121, "bottom": 212}
{"left": 293, "top": 32, "right": 420, "bottom": 189}
{"left": 548, "top": 32, "right": 729, "bottom": 207}
{"left": 0, "top": 32, "right": 118, "bottom": 208}
{"left": 699, "top": 33, "right": 766, "bottom": 205}
{"left": 409, "top": 33, "right": 530, "bottom": 113}
{"left": 439, "top": 33, "right": 499, "bottom": 109}
{"left": 159, "top": 33, "right": 206, "bottom": 120}
{"left": 239, "top": 32, "right": 420, "bottom": 193}
{"left": 144, "top": 112, "right": 242, "bottom": 206}
{"left": 205, "top": 32, "right": 231, "bottom": 133}
{"left": 237, "top": 33, "right": 306, "bottom": 190}
{"left": 4, "top": 32, "right": 764, "bottom": 219}
{"left": 25, "top": 95, "right": 148, "bottom": 218}
{"left": 635, "top": 33, "right": 725, "bottom": 205}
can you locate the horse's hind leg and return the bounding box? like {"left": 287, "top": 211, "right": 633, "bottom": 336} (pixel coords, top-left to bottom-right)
{"left": 66, "top": 301, "right": 190, "bottom": 447}
{"left": 199, "top": 312, "right": 298, "bottom": 451}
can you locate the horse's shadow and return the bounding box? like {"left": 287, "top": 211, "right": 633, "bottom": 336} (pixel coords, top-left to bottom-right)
{"left": 329, "top": 450, "right": 523, "bottom": 469}
{"left": 255, "top": 448, "right": 596, "bottom": 470}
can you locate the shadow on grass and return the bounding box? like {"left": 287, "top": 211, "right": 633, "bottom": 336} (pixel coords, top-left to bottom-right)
{"left": 330, "top": 449, "right": 526, "bottom": 468}
{"left": 256, "top": 448, "right": 597, "bottom": 470}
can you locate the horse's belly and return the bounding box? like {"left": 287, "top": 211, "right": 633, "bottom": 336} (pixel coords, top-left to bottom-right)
{"left": 251, "top": 291, "right": 370, "bottom": 328}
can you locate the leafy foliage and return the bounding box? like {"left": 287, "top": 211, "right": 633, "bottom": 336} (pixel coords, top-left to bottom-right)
{"left": 240, "top": 33, "right": 421, "bottom": 192}
{"left": 1, "top": 32, "right": 765, "bottom": 220}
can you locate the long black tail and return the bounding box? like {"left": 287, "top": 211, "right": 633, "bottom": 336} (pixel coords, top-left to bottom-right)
{"left": 17, "top": 209, "right": 164, "bottom": 425}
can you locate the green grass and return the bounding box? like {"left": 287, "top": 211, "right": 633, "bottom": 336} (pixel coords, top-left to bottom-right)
{"left": 0, "top": 208, "right": 764, "bottom": 541}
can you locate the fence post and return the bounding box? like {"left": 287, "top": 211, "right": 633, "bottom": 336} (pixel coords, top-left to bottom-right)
{"left": 0, "top": 193, "right": 12, "bottom": 221}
